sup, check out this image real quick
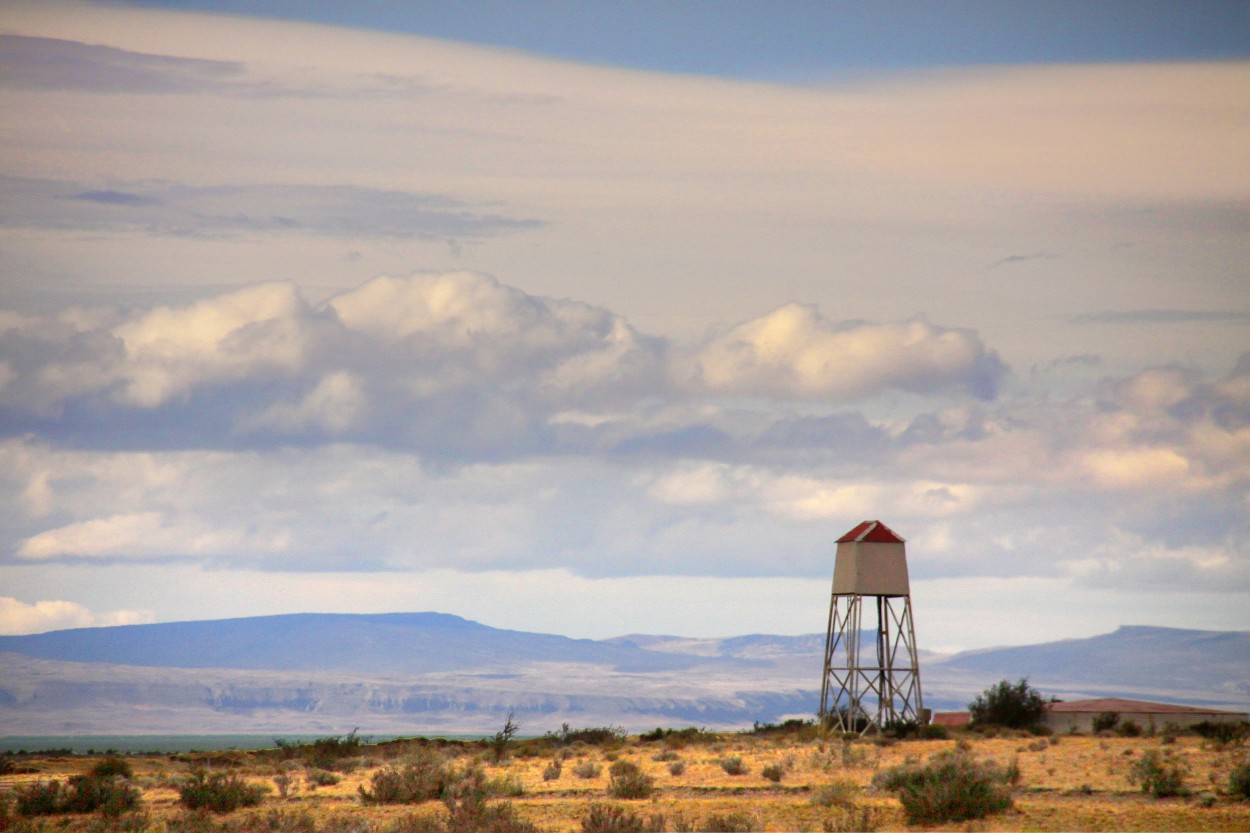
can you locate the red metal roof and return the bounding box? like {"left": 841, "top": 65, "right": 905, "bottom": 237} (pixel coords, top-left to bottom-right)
{"left": 1045, "top": 698, "right": 1245, "bottom": 716}
{"left": 837, "top": 520, "right": 905, "bottom": 544}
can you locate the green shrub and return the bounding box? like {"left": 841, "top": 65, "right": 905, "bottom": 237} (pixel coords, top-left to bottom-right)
{"left": 549, "top": 725, "right": 627, "bottom": 746}
{"left": 573, "top": 760, "right": 601, "bottom": 779}
{"left": 1128, "top": 749, "right": 1189, "bottom": 798}
{"left": 667, "top": 761, "right": 685, "bottom": 776}
{"left": 1192, "top": 721, "right": 1250, "bottom": 746}
{"left": 542, "top": 758, "right": 562, "bottom": 781}
{"left": 920, "top": 724, "right": 949, "bottom": 739}
{"left": 873, "top": 750, "right": 1013, "bottom": 825}
{"left": 701, "top": 812, "right": 755, "bottom": 832}
{"left": 1118, "top": 720, "right": 1143, "bottom": 738}
{"left": 761, "top": 763, "right": 784, "bottom": 783}
{"left": 1228, "top": 760, "right": 1250, "bottom": 800}
{"left": 441, "top": 765, "right": 537, "bottom": 833}
{"left": 607, "top": 761, "right": 654, "bottom": 799}
{"left": 179, "top": 770, "right": 269, "bottom": 812}
{"left": 581, "top": 803, "right": 644, "bottom": 833}
{"left": 1092, "top": 711, "right": 1120, "bottom": 733}
{"left": 718, "top": 756, "right": 747, "bottom": 775}
{"left": 15, "top": 781, "right": 66, "bottom": 817}
{"left": 90, "top": 755, "right": 134, "bottom": 779}
{"left": 305, "top": 768, "right": 341, "bottom": 787}
{"left": 359, "top": 752, "right": 450, "bottom": 805}
{"left": 15, "top": 775, "right": 141, "bottom": 817}
{"left": 968, "top": 679, "right": 1047, "bottom": 729}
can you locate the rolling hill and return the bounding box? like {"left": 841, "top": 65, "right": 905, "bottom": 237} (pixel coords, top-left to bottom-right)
{"left": 0, "top": 614, "right": 1245, "bottom": 735}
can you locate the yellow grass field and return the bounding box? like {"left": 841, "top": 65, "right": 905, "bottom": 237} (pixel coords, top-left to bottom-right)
{"left": 3, "top": 729, "right": 1250, "bottom": 831}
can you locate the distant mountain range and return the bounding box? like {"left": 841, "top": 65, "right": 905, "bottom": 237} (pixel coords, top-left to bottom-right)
{"left": 1, "top": 614, "right": 1246, "bottom": 735}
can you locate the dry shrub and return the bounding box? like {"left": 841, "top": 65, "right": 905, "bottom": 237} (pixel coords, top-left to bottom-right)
{"left": 606, "top": 761, "right": 654, "bottom": 799}
{"left": 179, "top": 770, "right": 268, "bottom": 813}
{"left": 873, "top": 750, "right": 1013, "bottom": 825}
{"left": 359, "top": 750, "right": 449, "bottom": 805}
{"left": 1128, "top": 749, "right": 1189, "bottom": 798}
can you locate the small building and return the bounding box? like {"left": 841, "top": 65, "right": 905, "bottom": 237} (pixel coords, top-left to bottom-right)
{"left": 1042, "top": 698, "right": 1247, "bottom": 734}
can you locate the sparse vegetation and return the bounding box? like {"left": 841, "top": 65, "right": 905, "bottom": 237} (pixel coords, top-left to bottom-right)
{"left": 1129, "top": 748, "right": 1190, "bottom": 797}
{"left": 178, "top": 770, "right": 268, "bottom": 812}
{"left": 359, "top": 751, "right": 450, "bottom": 805}
{"left": 3, "top": 726, "right": 1250, "bottom": 832}
{"left": 490, "top": 713, "right": 520, "bottom": 763}
{"left": 572, "top": 760, "right": 601, "bottom": 779}
{"left": 718, "top": 755, "right": 747, "bottom": 775}
{"left": 606, "top": 761, "right": 654, "bottom": 799}
{"left": 873, "top": 750, "right": 1014, "bottom": 825}
{"left": 15, "top": 774, "right": 141, "bottom": 817}
{"left": 968, "top": 678, "right": 1048, "bottom": 729}
{"left": 1229, "top": 759, "right": 1250, "bottom": 800}
{"left": 580, "top": 804, "right": 645, "bottom": 833}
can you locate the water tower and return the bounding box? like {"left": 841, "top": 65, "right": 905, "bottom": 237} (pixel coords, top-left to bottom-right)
{"left": 819, "top": 520, "right": 924, "bottom": 733}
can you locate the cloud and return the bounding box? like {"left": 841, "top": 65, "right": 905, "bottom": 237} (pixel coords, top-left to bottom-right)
{"left": 1070, "top": 309, "right": 1250, "bottom": 325}
{"left": 682, "top": 303, "right": 1006, "bottom": 401}
{"left": 0, "top": 596, "right": 154, "bottom": 636}
{"left": 0, "top": 176, "right": 545, "bottom": 240}
{"left": 5, "top": 273, "right": 1004, "bottom": 457}
{"left": 0, "top": 34, "right": 245, "bottom": 95}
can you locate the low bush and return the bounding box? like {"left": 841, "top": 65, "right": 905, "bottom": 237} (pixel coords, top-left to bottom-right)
{"left": 573, "top": 760, "right": 601, "bottom": 779}
{"left": 820, "top": 804, "right": 882, "bottom": 833}
{"left": 542, "top": 758, "right": 562, "bottom": 781}
{"left": 1192, "top": 721, "right": 1250, "bottom": 746}
{"left": 702, "top": 812, "right": 756, "bottom": 832}
{"left": 606, "top": 761, "right": 654, "bottom": 799}
{"left": 441, "top": 766, "right": 536, "bottom": 833}
{"left": 179, "top": 770, "right": 269, "bottom": 812}
{"left": 761, "top": 763, "right": 784, "bottom": 783}
{"left": 548, "top": 724, "right": 626, "bottom": 746}
{"left": 810, "top": 779, "right": 859, "bottom": 809}
{"left": 15, "top": 775, "right": 141, "bottom": 817}
{"left": 359, "top": 751, "right": 450, "bottom": 805}
{"left": 667, "top": 761, "right": 685, "bottom": 776}
{"left": 920, "top": 724, "right": 949, "bottom": 740}
{"left": 1092, "top": 711, "right": 1120, "bottom": 733}
{"left": 1228, "top": 760, "right": 1250, "bottom": 800}
{"left": 581, "top": 803, "right": 644, "bottom": 833}
{"left": 872, "top": 750, "right": 1014, "bottom": 825}
{"left": 1128, "top": 749, "right": 1189, "bottom": 798}
{"left": 718, "top": 756, "right": 747, "bottom": 775}
{"left": 305, "top": 768, "right": 341, "bottom": 787}
{"left": 1118, "top": 720, "right": 1143, "bottom": 738}
{"left": 15, "top": 781, "right": 65, "bottom": 817}
{"left": 90, "top": 755, "right": 134, "bottom": 779}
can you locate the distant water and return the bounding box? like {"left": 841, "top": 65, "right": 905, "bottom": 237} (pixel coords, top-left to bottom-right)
{"left": 0, "top": 734, "right": 440, "bottom": 754}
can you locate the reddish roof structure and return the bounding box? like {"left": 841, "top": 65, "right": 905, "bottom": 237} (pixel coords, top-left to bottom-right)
{"left": 932, "top": 711, "right": 970, "bottom": 727}
{"left": 1045, "top": 698, "right": 1244, "bottom": 716}
{"left": 837, "top": 520, "right": 906, "bottom": 544}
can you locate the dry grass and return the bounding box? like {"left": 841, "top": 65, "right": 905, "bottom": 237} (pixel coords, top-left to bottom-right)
{"left": 3, "top": 731, "right": 1248, "bottom": 831}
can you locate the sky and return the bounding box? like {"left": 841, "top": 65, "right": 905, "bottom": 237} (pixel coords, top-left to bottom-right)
{"left": 0, "top": 1, "right": 1248, "bottom": 652}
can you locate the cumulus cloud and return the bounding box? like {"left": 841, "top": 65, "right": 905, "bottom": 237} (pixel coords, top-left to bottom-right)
{"left": 2, "top": 272, "right": 1000, "bottom": 457}
{"left": 682, "top": 303, "right": 1005, "bottom": 401}
{"left": 0, "top": 596, "right": 154, "bottom": 636}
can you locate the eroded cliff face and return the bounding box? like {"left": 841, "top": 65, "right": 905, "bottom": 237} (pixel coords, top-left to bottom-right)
{"left": 0, "top": 651, "right": 820, "bottom": 734}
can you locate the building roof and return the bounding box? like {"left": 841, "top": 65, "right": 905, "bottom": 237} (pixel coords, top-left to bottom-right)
{"left": 837, "top": 519, "right": 906, "bottom": 544}
{"left": 1045, "top": 698, "right": 1245, "bottom": 716}
{"left": 932, "top": 711, "right": 970, "bottom": 727}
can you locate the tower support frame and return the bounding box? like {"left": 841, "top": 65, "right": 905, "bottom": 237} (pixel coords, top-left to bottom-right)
{"left": 819, "top": 592, "right": 923, "bottom": 734}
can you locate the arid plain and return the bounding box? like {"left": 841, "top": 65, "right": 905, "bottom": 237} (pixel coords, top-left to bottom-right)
{"left": 4, "top": 726, "right": 1250, "bottom": 832}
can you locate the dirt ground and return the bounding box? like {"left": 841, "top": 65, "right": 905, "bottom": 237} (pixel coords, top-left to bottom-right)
{"left": 3, "top": 729, "right": 1249, "bottom": 831}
